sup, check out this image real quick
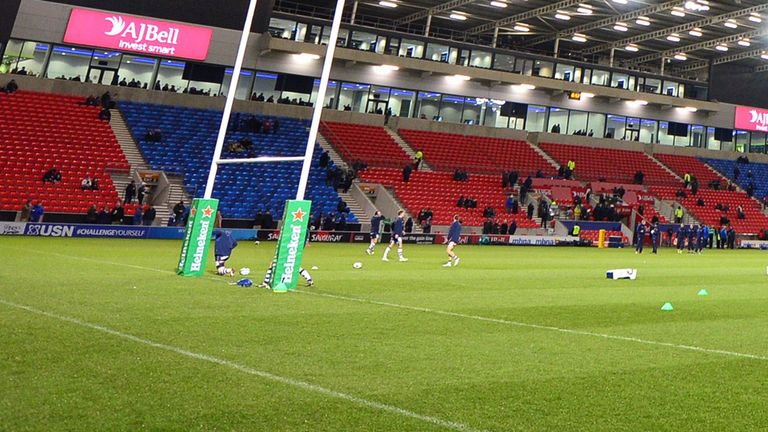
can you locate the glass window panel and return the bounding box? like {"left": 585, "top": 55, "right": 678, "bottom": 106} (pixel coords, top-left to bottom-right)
{"left": 657, "top": 122, "right": 674, "bottom": 145}
{"left": 567, "top": 110, "right": 588, "bottom": 134}
{"left": 14, "top": 41, "right": 48, "bottom": 78}
{"left": 581, "top": 69, "right": 592, "bottom": 84}
{"left": 440, "top": 94, "right": 464, "bottom": 123}
{"left": 399, "top": 39, "right": 424, "bottom": 58}
{"left": 662, "top": 80, "right": 679, "bottom": 96}
{"left": 611, "top": 73, "right": 629, "bottom": 90}
{"left": 547, "top": 107, "right": 569, "bottom": 132}
{"left": 365, "top": 86, "right": 390, "bottom": 114}
{"left": 525, "top": 105, "right": 547, "bottom": 132}
{"left": 321, "top": 28, "right": 349, "bottom": 46}
{"left": 640, "top": 77, "right": 661, "bottom": 94}
{"left": 46, "top": 46, "right": 92, "bottom": 81}
{"left": 461, "top": 97, "right": 483, "bottom": 124}
{"left": 118, "top": 55, "right": 155, "bottom": 89}
{"left": 493, "top": 53, "right": 515, "bottom": 72}
{"left": 294, "top": 23, "right": 308, "bottom": 42}
{"left": 425, "top": 43, "right": 451, "bottom": 62}
{"left": 469, "top": 50, "right": 492, "bottom": 68}
{"left": 338, "top": 82, "right": 370, "bottom": 112}
{"left": 89, "top": 50, "right": 122, "bottom": 85}
{"left": 154, "top": 59, "right": 187, "bottom": 92}
{"left": 640, "top": 119, "right": 658, "bottom": 144}
{"left": 310, "top": 80, "right": 337, "bottom": 108}
{"left": 735, "top": 130, "right": 749, "bottom": 153}
{"left": 606, "top": 114, "right": 626, "bottom": 140}
{"left": 416, "top": 91, "right": 441, "bottom": 120}
{"left": 591, "top": 69, "right": 609, "bottom": 86}
{"left": 690, "top": 125, "right": 706, "bottom": 148}
{"left": 457, "top": 49, "right": 470, "bottom": 67}
{"left": 349, "top": 31, "right": 377, "bottom": 51}
{"left": 588, "top": 112, "right": 605, "bottom": 138}
{"left": 516, "top": 59, "right": 533, "bottom": 76}
{"left": 389, "top": 88, "right": 416, "bottom": 118}
{"left": 267, "top": 18, "right": 296, "bottom": 39}
{"left": 534, "top": 60, "right": 553, "bottom": 78}
{"left": 749, "top": 131, "right": 766, "bottom": 154}
{"left": 555, "top": 63, "right": 576, "bottom": 82}
{"left": 221, "top": 68, "right": 254, "bottom": 100}
{"left": 251, "top": 71, "right": 280, "bottom": 103}
{"left": 706, "top": 127, "right": 721, "bottom": 150}
{"left": 2, "top": 39, "right": 24, "bottom": 74}
{"left": 483, "top": 100, "right": 505, "bottom": 127}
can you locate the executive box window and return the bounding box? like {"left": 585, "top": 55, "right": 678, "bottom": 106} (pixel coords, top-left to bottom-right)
{"left": 221, "top": 68, "right": 255, "bottom": 100}
{"left": 440, "top": 95, "right": 464, "bottom": 123}
{"left": 534, "top": 60, "right": 553, "bottom": 78}
{"left": 611, "top": 73, "right": 634, "bottom": 91}
{"left": 606, "top": 115, "right": 626, "bottom": 139}
{"left": 321, "top": 27, "right": 350, "bottom": 47}
{"left": 567, "top": 110, "right": 588, "bottom": 134}
{"left": 547, "top": 107, "right": 568, "bottom": 133}
{"left": 389, "top": 88, "right": 416, "bottom": 118}
{"left": 734, "top": 130, "right": 749, "bottom": 153}
{"left": 3, "top": 40, "right": 49, "bottom": 77}
{"left": 46, "top": 46, "right": 92, "bottom": 81}
{"left": 639, "top": 77, "right": 661, "bottom": 94}
{"left": 155, "top": 59, "right": 187, "bottom": 92}
{"left": 640, "top": 119, "right": 658, "bottom": 144}
{"left": 493, "top": 53, "right": 515, "bottom": 72}
{"left": 469, "top": 50, "right": 492, "bottom": 69}
{"left": 88, "top": 50, "right": 122, "bottom": 86}
{"left": 398, "top": 38, "right": 424, "bottom": 59}
{"left": 310, "top": 80, "right": 337, "bottom": 108}
{"left": 338, "top": 82, "right": 370, "bottom": 112}
{"left": 588, "top": 113, "right": 606, "bottom": 137}
{"left": 251, "top": 71, "right": 280, "bottom": 102}
{"left": 591, "top": 69, "right": 609, "bottom": 86}
{"left": 526, "top": 105, "right": 547, "bottom": 133}
{"left": 268, "top": 18, "right": 297, "bottom": 40}
{"left": 461, "top": 97, "right": 484, "bottom": 124}
{"left": 119, "top": 55, "right": 156, "bottom": 90}
{"left": 690, "top": 124, "right": 706, "bottom": 148}
{"left": 425, "top": 43, "right": 454, "bottom": 63}
{"left": 415, "top": 91, "right": 441, "bottom": 120}
{"left": 348, "top": 31, "right": 378, "bottom": 52}
{"left": 555, "top": 64, "right": 577, "bottom": 82}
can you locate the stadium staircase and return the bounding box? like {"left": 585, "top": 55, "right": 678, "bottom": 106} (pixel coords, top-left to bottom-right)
{"left": 118, "top": 102, "right": 355, "bottom": 222}
{"left": 315, "top": 132, "right": 349, "bottom": 170}
{"left": 0, "top": 90, "right": 127, "bottom": 215}
{"left": 383, "top": 126, "right": 432, "bottom": 171}
{"left": 108, "top": 109, "right": 175, "bottom": 223}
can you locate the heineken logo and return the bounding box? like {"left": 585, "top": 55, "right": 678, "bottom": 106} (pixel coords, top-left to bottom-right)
{"left": 202, "top": 205, "right": 213, "bottom": 218}
{"left": 280, "top": 224, "right": 302, "bottom": 283}
{"left": 190, "top": 219, "right": 210, "bottom": 272}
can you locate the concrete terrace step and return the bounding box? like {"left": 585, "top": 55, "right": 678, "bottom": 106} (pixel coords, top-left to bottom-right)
{"left": 384, "top": 126, "right": 433, "bottom": 172}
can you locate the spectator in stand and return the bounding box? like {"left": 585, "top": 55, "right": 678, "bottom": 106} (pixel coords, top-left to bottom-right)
{"left": 124, "top": 180, "right": 136, "bottom": 204}
{"left": 727, "top": 226, "right": 736, "bottom": 249}
{"left": 527, "top": 202, "right": 534, "bottom": 220}
{"left": 405, "top": 217, "right": 413, "bottom": 233}
{"left": 506, "top": 195, "right": 515, "bottom": 213}
{"left": 262, "top": 209, "right": 274, "bottom": 229}
{"left": 94, "top": 207, "right": 108, "bottom": 224}
{"left": 90, "top": 177, "right": 99, "bottom": 190}
{"left": 633, "top": 170, "right": 644, "bottom": 185}
{"left": 166, "top": 214, "right": 177, "bottom": 227}
{"left": 262, "top": 120, "right": 272, "bottom": 134}
{"left": 253, "top": 210, "right": 264, "bottom": 228}
{"left": 509, "top": 220, "right": 518, "bottom": 235}
{"left": 323, "top": 213, "right": 335, "bottom": 230}
{"left": 143, "top": 205, "right": 156, "bottom": 226}
{"left": 539, "top": 200, "right": 550, "bottom": 228}
{"left": 2, "top": 79, "right": 19, "bottom": 94}
{"left": 457, "top": 196, "right": 466, "bottom": 208}
{"left": 690, "top": 176, "right": 699, "bottom": 195}
{"left": 85, "top": 205, "right": 98, "bottom": 224}
{"left": 737, "top": 205, "right": 746, "bottom": 219}
{"left": 110, "top": 202, "right": 124, "bottom": 225}
{"left": 133, "top": 206, "right": 143, "bottom": 225}
{"left": 137, "top": 183, "right": 147, "bottom": 205}
{"left": 19, "top": 199, "right": 32, "bottom": 222}
{"left": 80, "top": 176, "right": 92, "bottom": 190}
{"left": 30, "top": 201, "right": 44, "bottom": 222}
{"left": 508, "top": 171, "right": 519, "bottom": 187}
{"left": 173, "top": 201, "right": 186, "bottom": 225}
{"left": 414, "top": 150, "right": 424, "bottom": 170}
{"left": 733, "top": 166, "right": 740, "bottom": 181}
{"left": 99, "top": 108, "right": 111, "bottom": 121}
{"left": 272, "top": 119, "right": 280, "bottom": 134}
{"left": 319, "top": 150, "right": 330, "bottom": 168}
{"left": 42, "top": 167, "right": 61, "bottom": 183}
{"left": 336, "top": 198, "right": 348, "bottom": 214}
{"left": 746, "top": 182, "right": 755, "bottom": 198}
{"left": 181, "top": 206, "right": 191, "bottom": 226}
{"left": 402, "top": 164, "right": 412, "bottom": 183}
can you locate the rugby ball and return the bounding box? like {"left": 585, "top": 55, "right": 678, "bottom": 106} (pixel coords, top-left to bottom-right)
{"left": 240, "top": 267, "right": 251, "bottom": 276}
{"left": 353, "top": 262, "right": 363, "bottom": 269}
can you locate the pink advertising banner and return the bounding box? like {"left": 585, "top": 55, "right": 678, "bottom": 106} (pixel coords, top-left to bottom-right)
{"left": 63, "top": 8, "right": 213, "bottom": 61}
{"left": 735, "top": 105, "right": 768, "bottom": 133}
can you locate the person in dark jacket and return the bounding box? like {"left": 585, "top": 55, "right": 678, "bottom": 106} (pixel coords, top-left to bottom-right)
{"left": 443, "top": 215, "right": 462, "bottom": 267}
{"left": 124, "top": 181, "right": 136, "bottom": 203}
{"left": 214, "top": 230, "right": 238, "bottom": 276}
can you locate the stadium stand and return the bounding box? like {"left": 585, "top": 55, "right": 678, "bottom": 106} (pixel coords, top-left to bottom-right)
{"left": 651, "top": 186, "right": 768, "bottom": 233}
{"left": 397, "top": 129, "right": 557, "bottom": 176}
{"left": 702, "top": 158, "right": 768, "bottom": 200}
{"left": 118, "top": 102, "right": 356, "bottom": 221}
{"left": 320, "top": 122, "right": 412, "bottom": 168}
{"left": 653, "top": 153, "right": 726, "bottom": 187}
{"left": 359, "top": 167, "right": 538, "bottom": 227}
{"left": 539, "top": 143, "right": 679, "bottom": 186}
{"left": 0, "top": 91, "right": 128, "bottom": 214}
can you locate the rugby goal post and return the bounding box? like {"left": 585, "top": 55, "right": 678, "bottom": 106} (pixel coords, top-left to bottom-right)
{"left": 177, "top": 0, "right": 347, "bottom": 288}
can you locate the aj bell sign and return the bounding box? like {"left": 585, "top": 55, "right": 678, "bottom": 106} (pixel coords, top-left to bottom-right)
{"left": 63, "top": 8, "right": 213, "bottom": 60}
{"left": 735, "top": 106, "right": 768, "bottom": 133}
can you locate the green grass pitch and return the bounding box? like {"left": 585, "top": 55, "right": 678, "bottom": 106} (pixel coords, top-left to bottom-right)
{"left": 2, "top": 237, "right": 768, "bottom": 431}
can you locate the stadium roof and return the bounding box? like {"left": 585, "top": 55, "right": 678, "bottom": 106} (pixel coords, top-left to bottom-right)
{"left": 275, "top": 0, "right": 768, "bottom": 74}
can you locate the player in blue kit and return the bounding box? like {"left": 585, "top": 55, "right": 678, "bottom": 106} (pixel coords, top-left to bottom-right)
{"left": 650, "top": 222, "right": 660, "bottom": 254}
{"left": 366, "top": 211, "right": 384, "bottom": 255}
{"left": 383, "top": 210, "right": 408, "bottom": 262}
{"left": 697, "top": 225, "right": 709, "bottom": 253}
{"left": 635, "top": 222, "right": 646, "bottom": 254}
{"left": 688, "top": 224, "right": 697, "bottom": 253}
{"left": 443, "top": 215, "right": 462, "bottom": 267}
{"left": 213, "top": 230, "right": 237, "bottom": 276}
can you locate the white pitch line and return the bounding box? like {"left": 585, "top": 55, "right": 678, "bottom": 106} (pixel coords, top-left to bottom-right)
{"left": 10, "top": 249, "right": 768, "bottom": 362}
{"left": 0, "top": 299, "right": 484, "bottom": 432}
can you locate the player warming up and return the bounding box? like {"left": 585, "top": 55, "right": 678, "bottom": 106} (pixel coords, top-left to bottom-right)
{"left": 366, "top": 211, "right": 384, "bottom": 255}
{"left": 443, "top": 214, "right": 461, "bottom": 267}
{"left": 383, "top": 210, "right": 408, "bottom": 262}
{"left": 260, "top": 259, "right": 314, "bottom": 288}
{"left": 214, "top": 230, "right": 237, "bottom": 276}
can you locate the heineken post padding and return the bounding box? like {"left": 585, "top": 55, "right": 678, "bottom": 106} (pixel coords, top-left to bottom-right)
{"left": 177, "top": 198, "right": 219, "bottom": 276}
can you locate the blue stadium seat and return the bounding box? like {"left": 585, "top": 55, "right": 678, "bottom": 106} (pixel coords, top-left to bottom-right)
{"left": 119, "top": 102, "right": 357, "bottom": 222}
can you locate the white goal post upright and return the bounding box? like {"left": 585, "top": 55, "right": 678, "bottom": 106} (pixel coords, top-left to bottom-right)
{"left": 179, "top": 0, "right": 347, "bottom": 278}
{"left": 296, "top": 0, "right": 347, "bottom": 200}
